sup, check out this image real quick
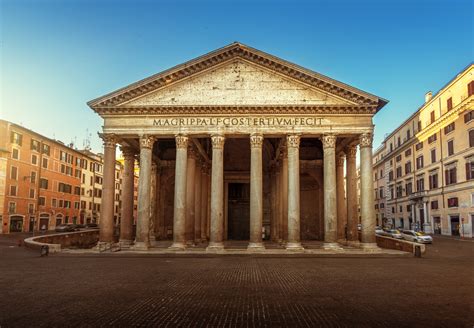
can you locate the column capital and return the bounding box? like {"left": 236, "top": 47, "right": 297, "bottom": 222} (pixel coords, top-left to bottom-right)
{"left": 320, "top": 134, "right": 337, "bottom": 149}
{"left": 359, "top": 132, "right": 373, "bottom": 148}
{"left": 120, "top": 146, "right": 136, "bottom": 159}
{"left": 175, "top": 134, "right": 189, "bottom": 149}
{"left": 345, "top": 145, "right": 357, "bottom": 159}
{"left": 278, "top": 139, "right": 288, "bottom": 159}
{"left": 211, "top": 134, "right": 225, "bottom": 149}
{"left": 250, "top": 133, "right": 264, "bottom": 148}
{"left": 336, "top": 155, "right": 345, "bottom": 167}
{"left": 99, "top": 133, "right": 118, "bottom": 148}
{"left": 139, "top": 135, "right": 155, "bottom": 149}
{"left": 286, "top": 135, "right": 301, "bottom": 149}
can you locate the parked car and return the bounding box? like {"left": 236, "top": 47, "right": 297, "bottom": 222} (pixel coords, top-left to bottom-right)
{"left": 85, "top": 223, "right": 98, "bottom": 229}
{"left": 375, "top": 226, "right": 384, "bottom": 235}
{"left": 55, "top": 224, "right": 76, "bottom": 233}
{"left": 75, "top": 224, "right": 86, "bottom": 229}
{"left": 380, "top": 229, "right": 403, "bottom": 239}
{"left": 401, "top": 230, "right": 433, "bottom": 244}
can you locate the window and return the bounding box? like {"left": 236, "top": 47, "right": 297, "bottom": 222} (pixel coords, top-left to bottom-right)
{"left": 12, "top": 148, "right": 19, "bottom": 159}
{"left": 466, "top": 160, "right": 474, "bottom": 180}
{"left": 392, "top": 207, "right": 395, "bottom": 214}
{"left": 31, "top": 139, "right": 40, "bottom": 151}
{"left": 10, "top": 166, "right": 18, "bottom": 180}
{"left": 429, "top": 173, "right": 438, "bottom": 189}
{"left": 388, "top": 171, "right": 394, "bottom": 181}
{"left": 399, "top": 205, "right": 403, "bottom": 213}
{"left": 447, "top": 97, "right": 453, "bottom": 111}
{"left": 29, "top": 188, "right": 35, "bottom": 198}
{"left": 405, "top": 161, "right": 411, "bottom": 174}
{"left": 431, "top": 200, "right": 439, "bottom": 210}
{"left": 42, "top": 158, "right": 48, "bottom": 169}
{"left": 469, "top": 130, "right": 474, "bottom": 148}
{"left": 28, "top": 203, "right": 34, "bottom": 214}
{"left": 396, "top": 155, "right": 402, "bottom": 162}
{"left": 465, "top": 111, "right": 474, "bottom": 123}
{"left": 416, "top": 156, "right": 424, "bottom": 169}
{"left": 416, "top": 176, "right": 424, "bottom": 191}
{"left": 404, "top": 149, "right": 411, "bottom": 158}
{"left": 39, "top": 197, "right": 46, "bottom": 206}
{"left": 379, "top": 188, "right": 384, "bottom": 198}
{"left": 74, "top": 186, "right": 81, "bottom": 195}
{"left": 64, "top": 201, "right": 71, "bottom": 208}
{"left": 431, "top": 149, "right": 436, "bottom": 163}
{"left": 380, "top": 203, "right": 385, "bottom": 209}
{"left": 416, "top": 142, "right": 423, "bottom": 151}
{"left": 8, "top": 202, "right": 16, "bottom": 214}
{"left": 10, "top": 185, "right": 17, "bottom": 196}
{"left": 430, "top": 111, "right": 435, "bottom": 123}
{"left": 406, "top": 204, "right": 411, "bottom": 212}
{"left": 468, "top": 81, "right": 474, "bottom": 97}
{"left": 390, "top": 186, "right": 394, "bottom": 199}
{"left": 58, "top": 183, "right": 72, "bottom": 193}
{"left": 10, "top": 132, "right": 23, "bottom": 146}
{"left": 95, "top": 176, "right": 103, "bottom": 184}
{"left": 39, "top": 178, "right": 48, "bottom": 189}
{"left": 59, "top": 200, "right": 64, "bottom": 208}
{"left": 417, "top": 120, "right": 422, "bottom": 132}
{"left": 444, "top": 122, "right": 455, "bottom": 134}
{"left": 447, "top": 197, "right": 458, "bottom": 208}
{"left": 52, "top": 198, "right": 57, "bottom": 207}
{"left": 445, "top": 166, "right": 457, "bottom": 185}
{"left": 81, "top": 201, "right": 86, "bottom": 209}
{"left": 375, "top": 204, "right": 378, "bottom": 210}
{"left": 31, "top": 154, "right": 38, "bottom": 165}
{"left": 447, "top": 140, "right": 454, "bottom": 156}
{"left": 396, "top": 184, "right": 403, "bottom": 197}
{"left": 42, "top": 144, "right": 50, "bottom": 155}
{"left": 405, "top": 182, "right": 413, "bottom": 195}
{"left": 30, "top": 171, "right": 36, "bottom": 183}
{"left": 74, "top": 202, "right": 80, "bottom": 209}
{"left": 428, "top": 133, "right": 437, "bottom": 144}
{"left": 397, "top": 137, "right": 401, "bottom": 146}
{"left": 396, "top": 166, "right": 402, "bottom": 178}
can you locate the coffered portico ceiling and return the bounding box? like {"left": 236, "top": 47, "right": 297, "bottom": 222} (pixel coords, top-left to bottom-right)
{"left": 88, "top": 42, "right": 388, "bottom": 115}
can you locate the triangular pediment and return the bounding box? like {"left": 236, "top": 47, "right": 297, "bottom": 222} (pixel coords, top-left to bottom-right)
{"left": 123, "top": 59, "right": 353, "bottom": 107}
{"left": 88, "top": 42, "right": 388, "bottom": 112}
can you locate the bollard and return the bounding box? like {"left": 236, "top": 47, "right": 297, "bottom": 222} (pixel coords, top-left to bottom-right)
{"left": 414, "top": 245, "right": 421, "bottom": 258}
{"left": 40, "top": 245, "right": 49, "bottom": 257}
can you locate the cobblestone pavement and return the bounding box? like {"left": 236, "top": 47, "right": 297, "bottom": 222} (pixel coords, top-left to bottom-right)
{"left": 0, "top": 235, "right": 472, "bottom": 327}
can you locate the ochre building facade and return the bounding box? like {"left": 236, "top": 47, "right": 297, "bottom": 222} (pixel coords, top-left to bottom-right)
{"left": 88, "top": 43, "right": 388, "bottom": 251}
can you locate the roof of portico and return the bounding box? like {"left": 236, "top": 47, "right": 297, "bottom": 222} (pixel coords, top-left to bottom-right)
{"left": 87, "top": 42, "right": 388, "bottom": 113}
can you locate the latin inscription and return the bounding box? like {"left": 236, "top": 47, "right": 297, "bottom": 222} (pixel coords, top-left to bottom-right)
{"left": 152, "top": 117, "right": 324, "bottom": 127}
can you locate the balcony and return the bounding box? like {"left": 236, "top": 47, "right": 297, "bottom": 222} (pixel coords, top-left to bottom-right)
{"left": 408, "top": 190, "right": 428, "bottom": 200}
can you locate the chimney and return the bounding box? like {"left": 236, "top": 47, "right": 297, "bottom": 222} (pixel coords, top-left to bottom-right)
{"left": 425, "top": 91, "right": 433, "bottom": 103}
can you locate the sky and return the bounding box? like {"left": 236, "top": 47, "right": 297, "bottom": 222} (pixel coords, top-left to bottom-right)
{"left": 1, "top": 0, "right": 473, "bottom": 153}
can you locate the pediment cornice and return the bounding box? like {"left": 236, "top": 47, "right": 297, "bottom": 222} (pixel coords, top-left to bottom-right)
{"left": 88, "top": 43, "right": 388, "bottom": 111}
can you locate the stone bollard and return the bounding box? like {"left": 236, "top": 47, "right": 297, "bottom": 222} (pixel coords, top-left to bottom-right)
{"left": 414, "top": 245, "right": 421, "bottom": 258}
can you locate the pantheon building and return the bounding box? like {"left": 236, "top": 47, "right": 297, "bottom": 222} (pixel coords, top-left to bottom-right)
{"left": 88, "top": 43, "right": 387, "bottom": 252}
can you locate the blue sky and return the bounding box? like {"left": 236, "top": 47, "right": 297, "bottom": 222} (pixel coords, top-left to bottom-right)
{"left": 1, "top": 0, "right": 472, "bottom": 153}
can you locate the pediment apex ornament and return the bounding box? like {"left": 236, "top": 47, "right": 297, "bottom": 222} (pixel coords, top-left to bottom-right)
{"left": 359, "top": 132, "right": 373, "bottom": 148}
{"left": 345, "top": 145, "right": 357, "bottom": 159}
{"left": 287, "top": 135, "right": 301, "bottom": 148}
{"left": 250, "top": 133, "right": 264, "bottom": 148}
{"left": 139, "top": 135, "right": 155, "bottom": 149}
{"left": 175, "top": 135, "right": 189, "bottom": 149}
{"left": 211, "top": 134, "right": 225, "bottom": 149}
{"left": 320, "top": 134, "right": 337, "bottom": 149}
{"left": 99, "top": 133, "right": 117, "bottom": 148}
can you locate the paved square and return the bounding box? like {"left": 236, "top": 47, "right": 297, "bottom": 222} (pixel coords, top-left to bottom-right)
{"left": 0, "top": 235, "right": 472, "bottom": 327}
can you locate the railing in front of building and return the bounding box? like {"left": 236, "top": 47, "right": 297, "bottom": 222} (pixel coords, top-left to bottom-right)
{"left": 408, "top": 190, "right": 428, "bottom": 200}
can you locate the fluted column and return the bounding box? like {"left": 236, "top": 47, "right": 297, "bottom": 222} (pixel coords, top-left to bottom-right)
{"left": 169, "top": 135, "right": 188, "bottom": 250}
{"left": 336, "top": 154, "right": 347, "bottom": 244}
{"left": 248, "top": 133, "right": 265, "bottom": 250}
{"left": 200, "top": 164, "right": 209, "bottom": 241}
{"left": 280, "top": 143, "right": 288, "bottom": 244}
{"left": 132, "top": 135, "right": 155, "bottom": 250}
{"left": 345, "top": 145, "right": 359, "bottom": 246}
{"left": 149, "top": 162, "right": 158, "bottom": 245}
{"left": 321, "top": 134, "right": 341, "bottom": 250}
{"left": 185, "top": 145, "right": 196, "bottom": 246}
{"left": 119, "top": 146, "right": 136, "bottom": 247}
{"left": 286, "top": 135, "right": 303, "bottom": 251}
{"left": 98, "top": 134, "right": 117, "bottom": 246}
{"left": 270, "top": 163, "right": 278, "bottom": 242}
{"left": 275, "top": 163, "right": 282, "bottom": 242}
{"left": 359, "top": 132, "right": 379, "bottom": 251}
{"left": 194, "top": 160, "right": 202, "bottom": 243}
{"left": 207, "top": 134, "right": 225, "bottom": 251}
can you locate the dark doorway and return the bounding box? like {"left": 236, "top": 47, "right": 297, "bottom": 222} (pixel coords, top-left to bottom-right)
{"left": 450, "top": 216, "right": 460, "bottom": 236}
{"left": 9, "top": 216, "right": 24, "bottom": 232}
{"left": 419, "top": 208, "right": 425, "bottom": 231}
{"left": 227, "top": 183, "right": 250, "bottom": 240}
{"left": 433, "top": 217, "right": 441, "bottom": 234}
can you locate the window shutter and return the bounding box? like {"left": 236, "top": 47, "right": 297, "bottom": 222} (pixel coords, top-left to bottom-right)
{"left": 466, "top": 163, "right": 471, "bottom": 180}
{"left": 445, "top": 170, "right": 449, "bottom": 185}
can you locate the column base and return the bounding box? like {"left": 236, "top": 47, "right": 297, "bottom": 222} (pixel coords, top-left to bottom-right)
{"left": 322, "top": 242, "right": 343, "bottom": 250}
{"left": 168, "top": 242, "right": 186, "bottom": 251}
{"left": 337, "top": 239, "right": 347, "bottom": 246}
{"left": 194, "top": 238, "right": 202, "bottom": 244}
{"left": 359, "top": 242, "right": 381, "bottom": 252}
{"left": 285, "top": 242, "right": 304, "bottom": 251}
{"left": 95, "top": 241, "right": 114, "bottom": 252}
{"left": 346, "top": 240, "right": 360, "bottom": 247}
{"left": 118, "top": 239, "right": 133, "bottom": 248}
{"left": 131, "top": 241, "right": 150, "bottom": 251}
{"left": 206, "top": 242, "right": 225, "bottom": 252}
{"left": 247, "top": 242, "right": 265, "bottom": 251}
{"left": 185, "top": 240, "right": 196, "bottom": 247}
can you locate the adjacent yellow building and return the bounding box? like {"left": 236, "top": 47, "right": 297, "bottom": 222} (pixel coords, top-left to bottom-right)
{"left": 373, "top": 63, "right": 474, "bottom": 237}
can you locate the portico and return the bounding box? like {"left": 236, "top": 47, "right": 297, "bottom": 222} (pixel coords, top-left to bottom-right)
{"left": 88, "top": 42, "right": 387, "bottom": 252}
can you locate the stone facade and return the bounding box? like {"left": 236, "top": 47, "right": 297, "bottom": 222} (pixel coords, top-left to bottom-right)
{"left": 373, "top": 63, "right": 474, "bottom": 238}
{"left": 88, "top": 42, "right": 388, "bottom": 251}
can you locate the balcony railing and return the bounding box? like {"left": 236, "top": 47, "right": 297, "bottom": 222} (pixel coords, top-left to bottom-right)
{"left": 408, "top": 190, "right": 428, "bottom": 200}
